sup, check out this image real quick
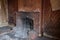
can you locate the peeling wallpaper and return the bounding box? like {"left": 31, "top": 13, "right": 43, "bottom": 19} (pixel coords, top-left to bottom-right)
{"left": 50, "top": 0, "right": 60, "bottom": 11}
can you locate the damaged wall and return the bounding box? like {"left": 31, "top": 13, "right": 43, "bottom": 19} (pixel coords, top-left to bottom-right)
{"left": 8, "top": 0, "right": 42, "bottom": 36}
{"left": 43, "top": 0, "right": 60, "bottom": 38}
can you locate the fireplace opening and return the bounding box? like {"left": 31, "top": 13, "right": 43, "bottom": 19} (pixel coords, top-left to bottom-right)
{"left": 22, "top": 17, "right": 34, "bottom": 30}
{"left": 19, "top": 12, "right": 34, "bottom": 31}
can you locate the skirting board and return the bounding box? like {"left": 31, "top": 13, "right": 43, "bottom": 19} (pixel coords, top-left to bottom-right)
{"left": 43, "top": 32, "right": 60, "bottom": 40}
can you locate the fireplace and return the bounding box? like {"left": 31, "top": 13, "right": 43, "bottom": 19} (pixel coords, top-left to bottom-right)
{"left": 16, "top": 11, "right": 41, "bottom": 38}
{"left": 17, "top": 12, "right": 34, "bottom": 30}
{"left": 22, "top": 16, "right": 34, "bottom": 30}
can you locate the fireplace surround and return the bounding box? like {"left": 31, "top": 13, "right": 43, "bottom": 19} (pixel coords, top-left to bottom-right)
{"left": 16, "top": 11, "right": 41, "bottom": 37}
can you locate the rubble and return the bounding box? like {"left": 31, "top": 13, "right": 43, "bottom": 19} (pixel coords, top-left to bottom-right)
{"left": 0, "top": 16, "right": 38, "bottom": 40}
